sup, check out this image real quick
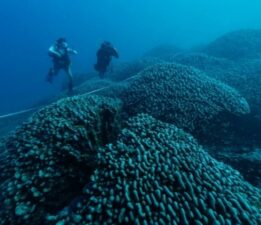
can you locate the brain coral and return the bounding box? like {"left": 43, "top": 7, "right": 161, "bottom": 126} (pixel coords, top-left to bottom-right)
{"left": 121, "top": 63, "right": 250, "bottom": 134}
{"left": 203, "top": 29, "right": 261, "bottom": 61}
{"left": 0, "top": 95, "right": 122, "bottom": 225}
{"left": 52, "top": 114, "right": 261, "bottom": 225}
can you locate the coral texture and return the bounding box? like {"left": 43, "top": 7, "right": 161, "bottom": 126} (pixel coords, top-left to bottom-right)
{"left": 121, "top": 63, "right": 250, "bottom": 134}
{"left": 203, "top": 29, "right": 261, "bottom": 61}
{"left": 171, "top": 53, "right": 261, "bottom": 115}
{"left": 170, "top": 53, "right": 238, "bottom": 80}
{"left": 53, "top": 114, "right": 261, "bottom": 225}
{"left": 0, "top": 95, "right": 122, "bottom": 225}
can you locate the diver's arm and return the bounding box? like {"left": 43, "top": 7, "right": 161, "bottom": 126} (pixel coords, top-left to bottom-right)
{"left": 48, "top": 45, "right": 61, "bottom": 58}
{"left": 67, "top": 48, "right": 78, "bottom": 55}
{"left": 112, "top": 48, "right": 119, "bottom": 58}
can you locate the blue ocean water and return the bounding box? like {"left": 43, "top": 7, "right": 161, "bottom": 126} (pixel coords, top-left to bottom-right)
{"left": 0, "top": 0, "right": 261, "bottom": 114}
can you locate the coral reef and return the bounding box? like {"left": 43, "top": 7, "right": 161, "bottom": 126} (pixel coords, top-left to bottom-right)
{"left": 170, "top": 53, "right": 261, "bottom": 116}
{"left": 0, "top": 34, "right": 261, "bottom": 225}
{"left": 209, "top": 146, "right": 261, "bottom": 188}
{"left": 0, "top": 95, "right": 122, "bottom": 225}
{"left": 169, "top": 53, "right": 238, "bottom": 80}
{"left": 121, "top": 63, "right": 250, "bottom": 136}
{"left": 203, "top": 29, "right": 261, "bottom": 61}
{"left": 0, "top": 137, "right": 12, "bottom": 184}
{"left": 52, "top": 114, "right": 261, "bottom": 225}
{"left": 171, "top": 50, "right": 261, "bottom": 185}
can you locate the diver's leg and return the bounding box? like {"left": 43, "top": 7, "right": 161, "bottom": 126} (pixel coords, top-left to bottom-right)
{"left": 46, "top": 68, "right": 54, "bottom": 83}
{"left": 47, "top": 63, "right": 59, "bottom": 83}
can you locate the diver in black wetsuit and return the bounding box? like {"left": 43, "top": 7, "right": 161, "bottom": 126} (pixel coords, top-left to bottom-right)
{"left": 94, "top": 41, "right": 119, "bottom": 78}
{"left": 46, "top": 38, "right": 78, "bottom": 93}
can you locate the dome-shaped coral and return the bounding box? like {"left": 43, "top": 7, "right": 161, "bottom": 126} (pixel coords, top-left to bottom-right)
{"left": 0, "top": 95, "right": 122, "bottom": 225}
{"left": 121, "top": 63, "right": 250, "bottom": 134}
{"left": 203, "top": 29, "right": 261, "bottom": 61}
{"left": 170, "top": 53, "right": 237, "bottom": 76}
{"left": 53, "top": 114, "right": 261, "bottom": 225}
{"left": 170, "top": 53, "right": 261, "bottom": 117}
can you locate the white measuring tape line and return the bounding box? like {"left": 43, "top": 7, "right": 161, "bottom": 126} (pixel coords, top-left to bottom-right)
{"left": 0, "top": 107, "right": 39, "bottom": 119}
{"left": 0, "top": 75, "right": 138, "bottom": 120}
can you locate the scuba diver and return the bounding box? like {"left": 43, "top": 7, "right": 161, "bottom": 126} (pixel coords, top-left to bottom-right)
{"left": 46, "top": 38, "right": 78, "bottom": 93}
{"left": 94, "top": 41, "right": 119, "bottom": 78}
